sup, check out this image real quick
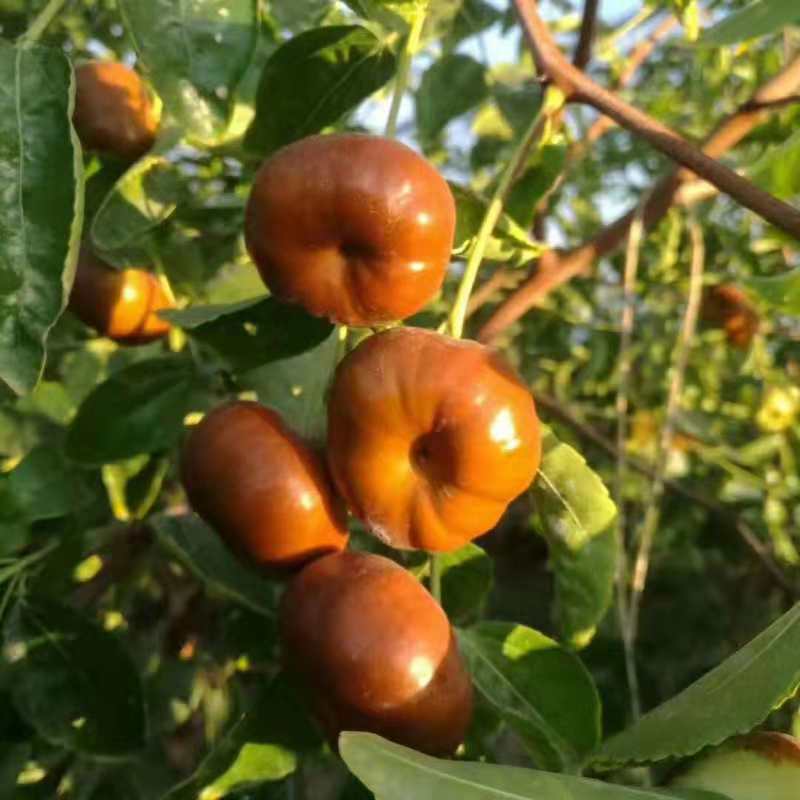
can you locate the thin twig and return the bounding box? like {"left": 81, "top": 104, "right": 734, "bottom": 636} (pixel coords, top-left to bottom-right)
{"left": 573, "top": 0, "right": 600, "bottom": 70}
{"left": 385, "top": 2, "right": 428, "bottom": 138}
{"left": 18, "top": 0, "right": 68, "bottom": 45}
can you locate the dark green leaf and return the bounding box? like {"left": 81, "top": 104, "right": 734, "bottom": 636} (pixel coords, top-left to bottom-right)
{"left": 66, "top": 357, "right": 199, "bottom": 465}
{"left": 162, "top": 674, "right": 320, "bottom": 800}
{"left": 444, "top": 0, "right": 502, "bottom": 48}
{"left": 340, "top": 733, "right": 701, "bottom": 800}
{"left": 416, "top": 54, "right": 488, "bottom": 144}
{"left": 271, "top": 0, "right": 334, "bottom": 31}
{"left": 701, "top": 0, "right": 800, "bottom": 45}
{"left": 190, "top": 297, "right": 334, "bottom": 373}
{"left": 439, "top": 544, "right": 493, "bottom": 624}
{"left": 458, "top": 622, "right": 601, "bottom": 771}
{"left": 245, "top": 26, "right": 396, "bottom": 155}
{"left": 532, "top": 427, "right": 618, "bottom": 552}
{"left": 595, "top": 601, "right": 800, "bottom": 767}
{"left": 240, "top": 328, "right": 340, "bottom": 443}
{"left": 2, "top": 596, "right": 146, "bottom": 757}
{"left": 506, "top": 143, "right": 567, "bottom": 229}
{"left": 0, "top": 42, "right": 83, "bottom": 395}
{"left": 748, "top": 129, "right": 800, "bottom": 200}
{"left": 118, "top": 0, "right": 259, "bottom": 144}
{"left": 152, "top": 514, "right": 279, "bottom": 617}
{"left": 159, "top": 297, "right": 264, "bottom": 329}
{"left": 743, "top": 269, "right": 800, "bottom": 314}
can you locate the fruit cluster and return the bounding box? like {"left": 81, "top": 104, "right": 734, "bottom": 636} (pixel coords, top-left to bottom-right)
{"left": 68, "top": 61, "right": 543, "bottom": 758}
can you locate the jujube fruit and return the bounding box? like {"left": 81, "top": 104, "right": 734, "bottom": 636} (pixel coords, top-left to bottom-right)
{"left": 69, "top": 248, "right": 173, "bottom": 345}
{"left": 180, "top": 401, "right": 348, "bottom": 573}
{"left": 73, "top": 61, "right": 159, "bottom": 162}
{"left": 327, "top": 327, "right": 542, "bottom": 551}
{"left": 701, "top": 284, "right": 759, "bottom": 350}
{"left": 280, "top": 551, "right": 473, "bottom": 755}
{"left": 244, "top": 133, "right": 456, "bottom": 326}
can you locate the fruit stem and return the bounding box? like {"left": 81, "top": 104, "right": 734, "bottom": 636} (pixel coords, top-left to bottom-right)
{"left": 429, "top": 552, "right": 442, "bottom": 602}
{"left": 19, "top": 0, "right": 67, "bottom": 45}
{"left": 384, "top": 1, "right": 429, "bottom": 138}
{"left": 447, "top": 88, "right": 564, "bottom": 340}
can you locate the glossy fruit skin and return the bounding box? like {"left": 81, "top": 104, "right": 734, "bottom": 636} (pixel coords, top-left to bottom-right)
{"left": 701, "top": 284, "right": 759, "bottom": 350}
{"left": 244, "top": 134, "right": 456, "bottom": 326}
{"left": 327, "top": 327, "right": 542, "bottom": 551}
{"left": 180, "top": 401, "right": 348, "bottom": 573}
{"left": 280, "top": 551, "right": 473, "bottom": 755}
{"left": 73, "top": 61, "right": 158, "bottom": 162}
{"left": 69, "top": 248, "right": 173, "bottom": 345}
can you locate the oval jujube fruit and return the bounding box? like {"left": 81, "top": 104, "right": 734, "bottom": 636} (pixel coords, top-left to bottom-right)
{"left": 327, "top": 327, "right": 542, "bottom": 552}
{"left": 280, "top": 551, "right": 473, "bottom": 755}
{"left": 701, "top": 284, "right": 759, "bottom": 350}
{"left": 73, "top": 61, "right": 159, "bottom": 162}
{"left": 180, "top": 401, "right": 348, "bottom": 573}
{"left": 69, "top": 248, "right": 173, "bottom": 345}
{"left": 244, "top": 134, "right": 456, "bottom": 326}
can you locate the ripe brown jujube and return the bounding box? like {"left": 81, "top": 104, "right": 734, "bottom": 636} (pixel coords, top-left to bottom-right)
{"left": 280, "top": 551, "right": 473, "bottom": 755}
{"left": 327, "top": 327, "right": 542, "bottom": 551}
{"left": 69, "top": 248, "right": 173, "bottom": 345}
{"left": 180, "top": 401, "right": 348, "bottom": 573}
{"left": 244, "top": 133, "right": 456, "bottom": 326}
{"left": 73, "top": 61, "right": 159, "bottom": 162}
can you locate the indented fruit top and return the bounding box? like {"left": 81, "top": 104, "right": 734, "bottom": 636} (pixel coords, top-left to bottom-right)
{"left": 327, "top": 327, "right": 542, "bottom": 551}
{"left": 180, "top": 401, "right": 348, "bottom": 573}
{"left": 280, "top": 550, "right": 473, "bottom": 755}
{"left": 245, "top": 133, "right": 456, "bottom": 326}
{"left": 73, "top": 61, "right": 158, "bottom": 162}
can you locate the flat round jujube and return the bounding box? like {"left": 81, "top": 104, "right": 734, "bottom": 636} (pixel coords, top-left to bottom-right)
{"left": 69, "top": 248, "right": 174, "bottom": 345}
{"left": 280, "top": 551, "right": 473, "bottom": 755}
{"left": 327, "top": 327, "right": 542, "bottom": 551}
{"left": 73, "top": 61, "right": 159, "bottom": 162}
{"left": 244, "top": 134, "right": 456, "bottom": 326}
{"left": 180, "top": 401, "right": 348, "bottom": 573}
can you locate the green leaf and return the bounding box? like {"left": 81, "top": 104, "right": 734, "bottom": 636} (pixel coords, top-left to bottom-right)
{"left": 2, "top": 596, "right": 145, "bottom": 757}
{"left": 743, "top": 269, "right": 800, "bottom": 315}
{"left": 439, "top": 544, "right": 493, "bottom": 624}
{"left": 457, "top": 622, "right": 601, "bottom": 771}
{"left": 245, "top": 25, "right": 397, "bottom": 156}
{"left": 66, "top": 357, "right": 199, "bottom": 466}
{"left": 162, "top": 674, "right": 320, "bottom": 800}
{"left": 506, "top": 142, "right": 567, "bottom": 229}
{"left": 239, "top": 328, "right": 340, "bottom": 444}
{"left": 416, "top": 54, "right": 488, "bottom": 144}
{"left": 701, "top": 0, "right": 800, "bottom": 45}
{"left": 0, "top": 42, "right": 83, "bottom": 395}
{"left": 748, "top": 128, "right": 800, "bottom": 200}
{"left": 340, "top": 732, "right": 706, "bottom": 800}
{"left": 151, "top": 514, "right": 280, "bottom": 617}
{"left": 532, "top": 427, "right": 618, "bottom": 552}
{"left": 91, "top": 137, "right": 184, "bottom": 263}
{"left": 595, "top": 601, "right": 800, "bottom": 767}
{"left": 159, "top": 297, "right": 264, "bottom": 329}
{"left": 118, "top": 0, "right": 259, "bottom": 144}
{"left": 547, "top": 527, "right": 618, "bottom": 650}
{"left": 189, "top": 297, "right": 334, "bottom": 373}
{"left": 443, "top": 0, "right": 503, "bottom": 49}
{"left": 5, "top": 446, "right": 94, "bottom": 523}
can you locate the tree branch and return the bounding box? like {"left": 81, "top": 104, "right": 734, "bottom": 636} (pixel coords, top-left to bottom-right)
{"left": 573, "top": 0, "right": 600, "bottom": 70}
{"left": 478, "top": 45, "right": 800, "bottom": 343}
{"left": 512, "top": 0, "right": 800, "bottom": 241}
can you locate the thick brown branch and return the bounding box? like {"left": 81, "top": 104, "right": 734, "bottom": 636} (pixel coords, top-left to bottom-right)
{"left": 573, "top": 0, "right": 600, "bottom": 70}
{"left": 512, "top": 0, "right": 800, "bottom": 241}
{"left": 478, "top": 48, "right": 800, "bottom": 342}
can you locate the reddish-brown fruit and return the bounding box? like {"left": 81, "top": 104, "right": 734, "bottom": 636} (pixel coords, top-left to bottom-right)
{"left": 69, "top": 248, "right": 173, "bottom": 345}
{"left": 701, "top": 284, "right": 759, "bottom": 350}
{"left": 280, "top": 551, "right": 473, "bottom": 755}
{"left": 327, "top": 327, "right": 542, "bottom": 551}
{"left": 180, "top": 401, "right": 348, "bottom": 573}
{"left": 73, "top": 61, "right": 158, "bottom": 161}
{"left": 244, "top": 134, "right": 456, "bottom": 326}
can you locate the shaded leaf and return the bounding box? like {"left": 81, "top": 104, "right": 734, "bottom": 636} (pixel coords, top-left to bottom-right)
{"left": 444, "top": 0, "right": 503, "bottom": 49}
{"left": 0, "top": 42, "right": 83, "bottom": 395}
{"left": 152, "top": 513, "right": 279, "bottom": 617}
{"left": 743, "top": 269, "right": 800, "bottom": 315}
{"left": 119, "top": 0, "right": 259, "bottom": 143}
{"left": 246, "top": 25, "right": 396, "bottom": 155}
{"left": 2, "top": 596, "right": 145, "bottom": 757}
{"left": 748, "top": 128, "right": 800, "bottom": 200}
{"left": 458, "top": 622, "right": 601, "bottom": 771}
{"left": 416, "top": 54, "right": 488, "bottom": 144}
{"left": 159, "top": 297, "right": 264, "bottom": 328}
{"left": 532, "top": 427, "right": 617, "bottom": 552}
{"left": 66, "top": 357, "right": 199, "bottom": 465}
{"left": 340, "top": 732, "right": 704, "bottom": 800}
{"left": 439, "top": 544, "right": 493, "bottom": 624}
{"left": 596, "top": 601, "right": 800, "bottom": 767}
{"left": 702, "top": 0, "right": 800, "bottom": 45}
{"left": 506, "top": 142, "right": 567, "bottom": 229}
